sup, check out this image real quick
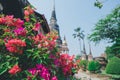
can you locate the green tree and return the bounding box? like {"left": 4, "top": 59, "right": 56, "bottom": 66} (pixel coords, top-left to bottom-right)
{"left": 89, "top": 6, "right": 120, "bottom": 43}
{"left": 94, "top": 0, "right": 103, "bottom": 9}
{"left": 105, "top": 38, "right": 120, "bottom": 59}
{"left": 89, "top": 6, "right": 120, "bottom": 59}
{"left": 105, "top": 46, "right": 114, "bottom": 59}
{"left": 73, "top": 27, "right": 84, "bottom": 55}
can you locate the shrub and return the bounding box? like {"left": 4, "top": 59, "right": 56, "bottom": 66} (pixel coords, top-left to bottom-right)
{"left": 79, "top": 60, "right": 88, "bottom": 71}
{"left": 87, "top": 61, "right": 100, "bottom": 72}
{"left": 88, "top": 61, "right": 96, "bottom": 72}
{"left": 95, "top": 61, "right": 101, "bottom": 71}
{"left": 105, "top": 57, "right": 120, "bottom": 74}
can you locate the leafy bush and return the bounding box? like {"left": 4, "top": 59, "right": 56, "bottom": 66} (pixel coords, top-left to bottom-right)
{"left": 88, "top": 61, "right": 96, "bottom": 72}
{"left": 0, "top": 6, "right": 77, "bottom": 80}
{"left": 95, "top": 61, "right": 101, "bottom": 71}
{"left": 87, "top": 61, "right": 100, "bottom": 72}
{"left": 79, "top": 60, "right": 88, "bottom": 71}
{"left": 105, "top": 57, "right": 120, "bottom": 74}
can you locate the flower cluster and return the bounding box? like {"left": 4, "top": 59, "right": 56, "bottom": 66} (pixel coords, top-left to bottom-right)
{"left": 32, "top": 22, "right": 41, "bottom": 31}
{"left": 0, "top": 15, "right": 27, "bottom": 39}
{"left": 0, "top": 5, "right": 77, "bottom": 80}
{"left": 49, "top": 53, "right": 60, "bottom": 67}
{"left": 33, "top": 32, "right": 58, "bottom": 50}
{"left": 28, "top": 64, "right": 58, "bottom": 80}
{"left": 5, "top": 39, "right": 26, "bottom": 54}
{"left": 24, "top": 6, "right": 34, "bottom": 22}
{"left": 8, "top": 64, "right": 21, "bottom": 75}
{"left": 14, "top": 27, "right": 27, "bottom": 36}
{"left": 0, "top": 15, "right": 24, "bottom": 28}
{"left": 59, "top": 54, "right": 76, "bottom": 76}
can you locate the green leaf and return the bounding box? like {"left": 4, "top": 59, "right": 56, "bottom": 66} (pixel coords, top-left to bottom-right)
{"left": 0, "top": 67, "right": 7, "bottom": 75}
{"left": 26, "top": 49, "right": 34, "bottom": 53}
{"left": 43, "top": 54, "right": 49, "bottom": 59}
{"left": 0, "top": 62, "right": 9, "bottom": 75}
{"left": 31, "top": 18, "right": 36, "bottom": 22}
{"left": 25, "top": 70, "right": 32, "bottom": 76}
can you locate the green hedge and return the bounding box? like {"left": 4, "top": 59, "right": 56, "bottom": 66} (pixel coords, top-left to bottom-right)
{"left": 105, "top": 57, "right": 120, "bottom": 74}
{"left": 79, "top": 60, "right": 88, "bottom": 71}
{"left": 87, "top": 61, "right": 100, "bottom": 72}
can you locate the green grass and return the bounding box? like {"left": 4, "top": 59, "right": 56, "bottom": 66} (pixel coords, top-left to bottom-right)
{"left": 101, "top": 70, "right": 120, "bottom": 80}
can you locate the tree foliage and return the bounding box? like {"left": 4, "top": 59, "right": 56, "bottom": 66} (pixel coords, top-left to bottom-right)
{"left": 73, "top": 27, "right": 85, "bottom": 54}
{"left": 89, "top": 6, "right": 120, "bottom": 43}
{"left": 94, "top": 0, "right": 103, "bottom": 9}
{"left": 73, "top": 27, "right": 84, "bottom": 40}
{"left": 105, "top": 38, "right": 120, "bottom": 59}
{"left": 89, "top": 6, "right": 120, "bottom": 59}
{"left": 105, "top": 46, "right": 115, "bottom": 59}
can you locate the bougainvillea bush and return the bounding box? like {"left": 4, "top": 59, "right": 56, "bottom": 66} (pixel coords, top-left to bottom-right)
{"left": 0, "top": 6, "right": 77, "bottom": 80}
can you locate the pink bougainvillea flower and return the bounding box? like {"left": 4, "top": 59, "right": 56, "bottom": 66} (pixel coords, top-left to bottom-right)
{"left": 24, "top": 10, "right": 30, "bottom": 16}
{"left": 14, "top": 27, "right": 26, "bottom": 36}
{"left": 4, "top": 15, "right": 14, "bottom": 26}
{"left": 33, "top": 32, "right": 57, "bottom": 50}
{"left": 8, "top": 64, "right": 21, "bottom": 75}
{"left": 27, "top": 6, "right": 34, "bottom": 14}
{"left": 58, "top": 53, "right": 75, "bottom": 76}
{"left": 54, "top": 59, "right": 60, "bottom": 67}
{"left": 36, "top": 64, "right": 50, "bottom": 80}
{"left": 33, "top": 33, "right": 45, "bottom": 44}
{"left": 14, "top": 18, "right": 24, "bottom": 28}
{"left": 69, "top": 55, "right": 75, "bottom": 61}
{"left": 48, "top": 40, "right": 56, "bottom": 50}
{"left": 28, "top": 68, "right": 37, "bottom": 75}
{"left": 24, "top": 6, "right": 34, "bottom": 16}
{"left": 0, "top": 17, "right": 6, "bottom": 24}
{"left": 32, "top": 22, "right": 41, "bottom": 31}
{"left": 28, "top": 64, "right": 50, "bottom": 80}
{"left": 24, "top": 6, "right": 34, "bottom": 22}
{"left": 5, "top": 39, "right": 26, "bottom": 54}
{"left": 25, "top": 17, "right": 30, "bottom": 22}
{"left": 51, "top": 76, "right": 58, "bottom": 80}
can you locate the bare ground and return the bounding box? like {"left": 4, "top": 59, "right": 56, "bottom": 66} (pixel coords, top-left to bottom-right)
{"left": 74, "top": 70, "right": 111, "bottom": 80}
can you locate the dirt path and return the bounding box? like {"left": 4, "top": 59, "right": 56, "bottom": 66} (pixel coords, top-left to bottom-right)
{"left": 74, "top": 70, "right": 110, "bottom": 80}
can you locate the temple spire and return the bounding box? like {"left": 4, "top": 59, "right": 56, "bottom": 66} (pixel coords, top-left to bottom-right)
{"left": 50, "top": 0, "right": 57, "bottom": 21}
{"left": 83, "top": 39, "right": 86, "bottom": 54}
{"left": 63, "top": 35, "right": 67, "bottom": 46}
{"left": 88, "top": 41, "right": 93, "bottom": 61}
{"left": 89, "top": 41, "right": 92, "bottom": 55}
{"left": 64, "top": 35, "right": 66, "bottom": 41}
{"left": 49, "top": 0, "right": 62, "bottom": 48}
{"left": 61, "top": 35, "right": 69, "bottom": 54}
{"left": 53, "top": 0, "right": 55, "bottom": 11}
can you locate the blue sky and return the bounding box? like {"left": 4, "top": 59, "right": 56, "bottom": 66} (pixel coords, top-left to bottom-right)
{"left": 28, "top": 0, "right": 120, "bottom": 57}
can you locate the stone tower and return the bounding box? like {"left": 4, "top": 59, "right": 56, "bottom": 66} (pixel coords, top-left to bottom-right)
{"left": 61, "top": 36, "right": 69, "bottom": 54}
{"left": 81, "top": 39, "right": 87, "bottom": 60}
{"left": 49, "top": 0, "right": 62, "bottom": 48}
{"left": 88, "top": 42, "right": 93, "bottom": 61}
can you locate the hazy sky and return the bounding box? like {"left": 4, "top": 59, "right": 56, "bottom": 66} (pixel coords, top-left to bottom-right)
{"left": 28, "top": 0, "right": 120, "bottom": 57}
